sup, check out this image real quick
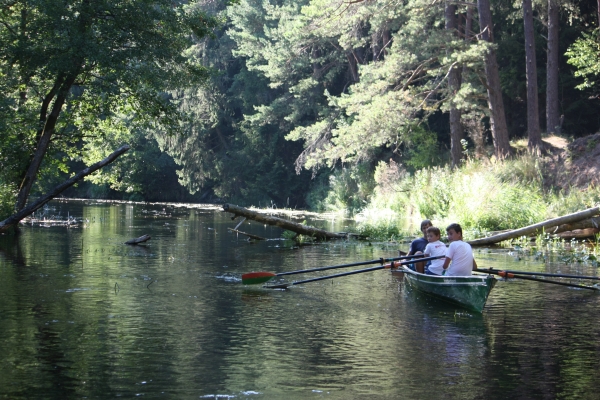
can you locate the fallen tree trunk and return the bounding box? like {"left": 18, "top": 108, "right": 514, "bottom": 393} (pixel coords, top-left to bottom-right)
{"left": 553, "top": 228, "right": 599, "bottom": 240}
{"left": 549, "top": 216, "right": 600, "bottom": 234}
{"left": 468, "top": 206, "right": 600, "bottom": 246}
{"left": 0, "top": 145, "right": 130, "bottom": 233}
{"left": 222, "top": 203, "right": 348, "bottom": 240}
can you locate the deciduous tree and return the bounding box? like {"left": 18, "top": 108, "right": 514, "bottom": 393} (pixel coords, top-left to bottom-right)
{"left": 0, "top": 0, "right": 217, "bottom": 212}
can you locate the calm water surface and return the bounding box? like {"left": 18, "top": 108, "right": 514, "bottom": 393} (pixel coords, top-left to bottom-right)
{"left": 1, "top": 201, "right": 599, "bottom": 399}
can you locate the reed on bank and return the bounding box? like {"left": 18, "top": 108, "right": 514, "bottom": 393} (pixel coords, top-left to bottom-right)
{"left": 357, "top": 154, "right": 600, "bottom": 232}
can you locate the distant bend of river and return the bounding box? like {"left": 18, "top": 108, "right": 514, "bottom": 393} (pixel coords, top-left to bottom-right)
{"left": 1, "top": 200, "right": 599, "bottom": 399}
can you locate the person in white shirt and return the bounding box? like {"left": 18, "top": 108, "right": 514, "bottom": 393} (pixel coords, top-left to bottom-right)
{"left": 420, "top": 226, "right": 446, "bottom": 275}
{"left": 441, "top": 223, "right": 477, "bottom": 276}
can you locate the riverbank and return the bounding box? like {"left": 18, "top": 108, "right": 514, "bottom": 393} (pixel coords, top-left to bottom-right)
{"left": 351, "top": 134, "right": 600, "bottom": 238}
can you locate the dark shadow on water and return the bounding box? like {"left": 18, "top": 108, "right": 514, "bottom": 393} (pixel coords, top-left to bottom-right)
{"left": 241, "top": 288, "right": 276, "bottom": 304}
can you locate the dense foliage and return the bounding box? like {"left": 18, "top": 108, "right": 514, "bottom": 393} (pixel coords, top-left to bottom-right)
{"left": 0, "top": 0, "right": 217, "bottom": 216}
{"left": 1, "top": 0, "right": 599, "bottom": 227}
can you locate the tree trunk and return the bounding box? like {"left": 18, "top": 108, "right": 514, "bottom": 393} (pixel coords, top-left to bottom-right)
{"left": 1, "top": 145, "right": 130, "bottom": 232}
{"left": 372, "top": 31, "right": 381, "bottom": 61}
{"left": 523, "top": 0, "right": 542, "bottom": 152}
{"left": 222, "top": 204, "right": 349, "bottom": 240}
{"left": 464, "top": 2, "right": 474, "bottom": 45}
{"left": 546, "top": 0, "right": 560, "bottom": 134}
{"left": 15, "top": 72, "right": 78, "bottom": 211}
{"left": 346, "top": 53, "right": 359, "bottom": 82}
{"left": 446, "top": 1, "right": 464, "bottom": 167}
{"left": 477, "top": 0, "right": 512, "bottom": 159}
{"left": 554, "top": 228, "right": 599, "bottom": 240}
{"left": 382, "top": 27, "right": 391, "bottom": 58}
{"left": 549, "top": 216, "right": 600, "bottom": 234}
{"left": 467, "top": 206, "right": 600, "bottom": 246}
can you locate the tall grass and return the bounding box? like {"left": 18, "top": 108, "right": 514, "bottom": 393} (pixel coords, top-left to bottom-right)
{"left": 361, "top": 155, "right": 600, "bottom": 233}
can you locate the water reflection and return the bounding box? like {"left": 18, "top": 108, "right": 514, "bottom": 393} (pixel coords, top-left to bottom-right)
{"left": 0, "top": 201, "right": 599, "bottom": 399}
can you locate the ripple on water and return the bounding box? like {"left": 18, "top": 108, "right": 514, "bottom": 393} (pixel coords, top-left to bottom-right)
{"left": 1, "top": 203, "right": 600, "bottom": 400}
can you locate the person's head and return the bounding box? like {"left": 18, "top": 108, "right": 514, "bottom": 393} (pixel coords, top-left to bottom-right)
{"left": 426, "top": 226, "right": 441, "bottom": 243}
{"left": 420, "top": 219, "right": 432, "bottom": 236}
{"left": 446, "top": 223, "right": 463, "bottom": 242}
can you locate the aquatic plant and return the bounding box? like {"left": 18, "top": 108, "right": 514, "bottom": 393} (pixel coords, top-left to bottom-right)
{"left": 507, "top": 233, "right": 599, "bottom": 267}
{"left": 354, "top": 221, "right": 405, "bottom": 242}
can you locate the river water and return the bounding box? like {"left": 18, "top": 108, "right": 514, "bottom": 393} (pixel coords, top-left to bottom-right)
{"left": 1, "top": 201, "right": 599, "bottom": 399}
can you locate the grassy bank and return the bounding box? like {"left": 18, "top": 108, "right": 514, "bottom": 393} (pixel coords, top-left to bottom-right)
{"left": 340, "top": 140, "right": 600, "bottom": 241}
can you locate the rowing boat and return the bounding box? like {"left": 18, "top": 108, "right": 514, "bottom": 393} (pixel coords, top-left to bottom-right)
{"left": 399, "top": 266, "right": 496, "bottom": 313}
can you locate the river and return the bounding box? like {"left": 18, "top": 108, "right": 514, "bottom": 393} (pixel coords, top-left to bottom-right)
{"left": 1, "top": 200, "right": 599, "bottom": 399}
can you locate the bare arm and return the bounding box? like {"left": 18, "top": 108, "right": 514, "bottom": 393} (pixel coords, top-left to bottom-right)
{"left": 442, "top": 257, "right": 451, "bottom": 271}
{"left": 472, "top": 258, "right": 478, "bottom": 271}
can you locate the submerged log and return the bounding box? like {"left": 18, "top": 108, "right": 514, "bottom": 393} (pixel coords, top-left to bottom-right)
{"left": 227, "top": 228, "right": 266, "bottom": 241}
{"left": 468, "top": 206, "right": 600, "bottom": 246}
{"left": 125, "top": 234, "right": 151, "bottom": 245}
{"left": 222, "top": 204, "right": 348, "bottom": 240}
{"left": 0, "top": 145, "right": 130, "bottom": 233}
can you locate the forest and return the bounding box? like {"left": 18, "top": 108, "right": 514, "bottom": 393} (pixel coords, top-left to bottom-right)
{"left": 1, "top": 0, "right": 600, "bottom": 232}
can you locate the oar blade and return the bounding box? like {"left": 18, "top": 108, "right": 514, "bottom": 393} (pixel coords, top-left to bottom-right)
{"left": 242, "top": 271, "right": 276, "bottom": 285}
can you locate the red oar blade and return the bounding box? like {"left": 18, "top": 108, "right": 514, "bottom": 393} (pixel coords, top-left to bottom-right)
{"left": 242, "top": 271, "right": 276, "bottom": 285}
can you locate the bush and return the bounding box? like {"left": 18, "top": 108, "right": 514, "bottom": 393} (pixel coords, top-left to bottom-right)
{"left": 370, "top": 160, "right": 411, "bottom": 213}
{"left": 367, "top": 158, "right": 549, "bottom": 232}
{"left": 547, "top": 185, "right": 600, "bottom": 216}
{"left": 308, "top": 164, "right": 376, "bottom": 214}
{"left": 446, "top": 166, "right": 547, "bottom": 231}
{"left": 0, "top": 183, "right": 16, "bottom": 221}
{"left": 411, "top": 167, "right": 453, "bottom": 219}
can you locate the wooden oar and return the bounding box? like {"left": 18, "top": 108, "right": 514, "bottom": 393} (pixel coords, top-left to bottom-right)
{"left": 477, "top": 268, "right": 600, "bottom": 281}
{"left": 476, "top": 269, "right": 599, "bottom": 291}
{"left": 265, "top": 255, "right": 444, "bottom": 289}
{"left": 242, "top": 254, "right": 428, "bottom": 285}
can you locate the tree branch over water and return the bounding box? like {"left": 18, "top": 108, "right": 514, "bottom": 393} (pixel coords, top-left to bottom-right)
{"left": 0, "top": 145, "right": 130, "bottom": 233}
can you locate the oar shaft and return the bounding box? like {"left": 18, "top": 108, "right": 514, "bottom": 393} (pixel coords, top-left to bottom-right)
{"left": 267, "top": 255, "right": 444, "bottom": 289}
{"left": 242, "top": 254, "right": 431, "bottom": 285}
{"left": 479, "top": 268, "right": 600, "bottom": 281}
{"left": 268, "top": 265, "right": 386, "bottom": 288}
{"left": 510, "top": 275, "right": 598, "bottom": 291}
{"left": 477, "top": 269, "right": 599, "bottom": 291}
{"left": 275, "top": 254, "right": 424, "bottom": 277}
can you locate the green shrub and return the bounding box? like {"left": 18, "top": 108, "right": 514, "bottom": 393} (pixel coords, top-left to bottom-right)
{"left": 410, "top": 167, "right": 453, "bottom": 219}
{"left": 367, "top": 159, "right": 548, "bottom": 232}
{"left": 304, "top": 172, "right": 332, "bottom": 212}
{"left": 404, "top": 125, "right": 443, "bottom": 170}
{"left": 355, "top": 220, "right": 404, "bottom": 242}
{"left": 0, "top": 183, "right": 16, "bottom": 221}
{"left": 310, "top": 164, "right": 376, "bottom": 214}
{"left": 547, "top": 186, "right": 600, "bottom": 216}
{"left": 494, "top": 154, "right": 545, "bottom": 187}
{"left": 370, "top": 160, "right": 411, "bottom": 213}
{"left": 448, "top": 169, "right": 546, "bottom": 231}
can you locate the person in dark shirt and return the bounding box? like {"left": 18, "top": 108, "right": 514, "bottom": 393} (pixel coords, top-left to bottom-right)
{"left": 407, "top": 219, "right": 432, "bottom": 271}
